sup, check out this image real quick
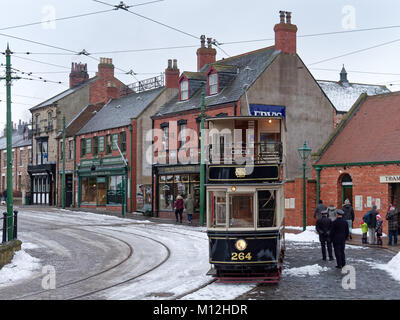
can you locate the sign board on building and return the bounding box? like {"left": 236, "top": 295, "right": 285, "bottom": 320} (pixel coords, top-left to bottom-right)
{"left": 249, "top": 104, "right": 286, "bottom": 118}
{"left": 380, "top": 175, "right": 400, "bottom": 183}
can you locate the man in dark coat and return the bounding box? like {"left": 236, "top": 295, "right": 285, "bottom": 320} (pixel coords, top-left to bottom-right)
{"left": 365, "top": 205, "right": 378, "bottom": 244}
{"left": 313, "top": 200, "right": 327, "bottom": 220}
{"left": 330, "top": 209, "right": 349, "bottom": 269}
{"left": 1, "top": 189, "right": 7, "bottom": 205}
{"left": 342, "top": 199, "right": 355, "bottom": 239}
{"left": 386, "top": 205, "right": 398, "bottom": 246}
{"left": 316, "top": 210, "right": 333, "bottom": 261}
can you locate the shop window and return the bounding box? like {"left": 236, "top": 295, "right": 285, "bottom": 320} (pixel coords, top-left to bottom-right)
{"left": 107, "top": 175, "right": 123, "bottom": 204}
{"left": 257, "top": 190, "right": 276, "bottom": 228}
{"left": 81, "top": 176, "right": 97, "bottom": 204}
{"left": 229, "top": 194, "right": 254, "bottom": 228}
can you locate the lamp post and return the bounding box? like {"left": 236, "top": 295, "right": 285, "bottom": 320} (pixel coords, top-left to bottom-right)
{"left": 199, "top": 89, "right": 205, "bottom": 226}
{"left": 298, "top": 141, "right": 312, "bottom": 231}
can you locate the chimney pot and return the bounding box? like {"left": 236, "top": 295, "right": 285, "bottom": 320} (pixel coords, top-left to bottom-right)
{"left": 168, "top": 59, "right": 172, "bottom": 69}
{"left": 173, "top": 59, "right": 177, "bottom": 70}
{"left": 286, "top": 11, "right": 292, "bottom": 24}
{"left": 279, "top": 10, "right": 285, "bottom": 23}
{"left": 200, "top": 35, "right": 206, "bottom": 48}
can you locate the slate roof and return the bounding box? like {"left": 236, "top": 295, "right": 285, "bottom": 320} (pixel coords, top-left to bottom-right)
{"left": 77, "top": 87, "right": 164, "bottom": 135}
{"left": 316, "top": 91, "right": 400, "bottom": 165}
{"left": 0, "top": 130, "right": 31, "bottom": 150}
{"left": 30, "top": 77, "right": 98, "bottom": 111}
{"left": 317, "top": 80, "right": 390, "bottom": 113}
{"left": 153, "top": 46, "right": 280, "bottom": 117}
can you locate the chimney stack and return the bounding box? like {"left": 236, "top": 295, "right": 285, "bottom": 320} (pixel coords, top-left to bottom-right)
{"left": 274, "top": 11, "right": 298, "bottom": 55}
{"left": 69, "top": 62, "right": 89, "bottom": 88}
{"left": 196, "top": 35, "right": 217, "bottom": 71}
{"left": 165, "top": 59, "right": 180, "bottom": 89}
{"left": 106, "top": 81, "right": 118, "bottom": 100}
{"left": 97, "top": 57, "right": 115, "bottom": 81}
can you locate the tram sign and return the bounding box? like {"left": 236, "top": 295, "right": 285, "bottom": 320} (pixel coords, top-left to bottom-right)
{"left": 249, "top": 104, "right": 285, "bottom": 118}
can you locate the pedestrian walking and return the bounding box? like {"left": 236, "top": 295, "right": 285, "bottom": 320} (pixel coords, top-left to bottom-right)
{"left": 376, "top": 214, "right": 383, "bottom": 246}
{"left": 184, "top": 194, "right": 195, "bottom": 225}
{"left": 364, "top": 205, "right": 378, "bottom": 244}
{"left": 361, "top": 220, "right": 368, "bottom": 244}
{"left": 330, "top": 209, "right": 349, "bottom": 269}
{"left": 315, "top": 210, "right": 334, "bottom": 261}
{"left": 327, "top": 204, "right": 337, "bottom": 222}
{"left": 1, "top": 189, "right": 7, "bottom": 205}
{"left": 313, "top": 200, "right": 328, "bottom": 220}
{"left": 342, "top": 199, "right": 354, "bottom": 240}
{"left": 174, "top": 195, "right": 184, "bottom": 223}
{"left": 386, "top": 204, "right": 398, "bottom": 246}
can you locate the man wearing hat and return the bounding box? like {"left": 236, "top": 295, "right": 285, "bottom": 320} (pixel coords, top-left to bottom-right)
{"left": 330, "top": 209, "right": 349, "bottom": 269}
{"left": 316, "top": 209, "right": 334, "bottom": 261}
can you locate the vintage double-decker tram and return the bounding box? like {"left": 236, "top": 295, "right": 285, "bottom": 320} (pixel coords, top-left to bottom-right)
{"left": 206, "top": 114, "right": 285, "bottom": 283}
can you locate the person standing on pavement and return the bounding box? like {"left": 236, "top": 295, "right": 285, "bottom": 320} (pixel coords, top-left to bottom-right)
{"left": 327, "top": 204, "right": 337, "bottom": 222}
{"left": 364, "top": 205, "right": 378, "bottom": 245}
{"left": 386, "top": 204, "right": 398, "bottom": 246}
{"left": 316, "top": 209, "right": 334, "bottom": 261}
{"left": 375, "top": 214, "right": 383, "bottom": 245}
{"left": 313, "top": 200, "right": 327, "bottom": 220}
{"left": 184, "top": 194, "right": 194, "bottom": 225}
{"left": 342, "top": 199, "right": 355, "bottom": 240}
{"left": 174, "top": 195, "right": 184, "bottom": 223}
{"left": 330, "top": 209, "right": 349, "bottom": 269}
{"left": 1, "top": 189, "right": 7, "bottom": 205}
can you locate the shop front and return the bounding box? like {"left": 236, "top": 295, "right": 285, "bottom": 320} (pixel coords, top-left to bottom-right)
{"left": 28, "top": 163, "right": 56, "bottom": 205}
{"left": 153, "top": 164, "right": 200, "bottom": 218}
{"left": 77, "top": 157, "right": 128, "bottom": 212}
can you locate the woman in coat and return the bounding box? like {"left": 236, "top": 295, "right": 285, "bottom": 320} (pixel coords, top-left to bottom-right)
{"left": 184, "top": 194, "right": 195, "bottom": 225}
{"left": 174, "top": 195, "right": 184, "bottom": 223}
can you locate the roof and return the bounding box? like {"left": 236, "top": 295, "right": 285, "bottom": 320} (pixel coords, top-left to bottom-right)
{"left": 0, "top": 130, "right": 31, "bottom": 150}
{"left": 317, "top": 80, "right": 390, "bottom": 112}
{"left": 316, "top": 91, "right": 400, "bottom": 165}
{"left": 30, "top": 77, "right": 98, "bottom": 111}
{"left": 56, "top": 102, "right": 105, "bottom": 139}
{"left": 153, "top": 46, "right": 279, "bottom": 117}
{"left": 77, "top": 87, "right": 164, "bottom": 135}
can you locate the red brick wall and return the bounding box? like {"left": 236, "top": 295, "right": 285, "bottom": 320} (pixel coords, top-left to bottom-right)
{"left": 317, "top": 164, "right": 400, "bottom": 234}
{"left": 284, "top": 178, "right": 317, "bottom": 227}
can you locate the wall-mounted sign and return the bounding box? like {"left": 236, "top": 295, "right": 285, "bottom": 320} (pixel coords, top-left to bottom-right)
{"left": 249, "top": 104, "right": 286, "bottom": 118}
{"left": 380, "top": 175, "right": 400, "bottom": 183}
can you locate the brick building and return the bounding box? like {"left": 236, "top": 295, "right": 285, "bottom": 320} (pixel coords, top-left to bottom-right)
{"left": 151, "top": 11, "right": 336, "bottom": 221}
{"left": 313, "top": 91, "right": 400, "bottom": 236}
{"left": 28, "top": 58, "right": 127, "bottom": 205}
{"left": 75, "top": 67, "right": 178, "bottom": 213}
{"left": 0, "top": 121, "right": 32, "bottom": 203}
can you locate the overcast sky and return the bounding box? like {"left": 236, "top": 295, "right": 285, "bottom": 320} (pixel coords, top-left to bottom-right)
{"left": 1, "top": 0, "right": 400, "bottom": 132}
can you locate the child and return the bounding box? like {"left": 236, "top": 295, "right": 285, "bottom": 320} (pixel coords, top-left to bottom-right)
{"left": 376, "top": 214, "right": 383, "bottom": 245}
{"left": 361, "top": 220, "right": 368, "bottom": 244}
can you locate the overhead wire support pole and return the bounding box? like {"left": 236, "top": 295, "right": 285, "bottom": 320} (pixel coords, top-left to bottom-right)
{"left": 62, "top": 116, "right": 66, "bottom": 209}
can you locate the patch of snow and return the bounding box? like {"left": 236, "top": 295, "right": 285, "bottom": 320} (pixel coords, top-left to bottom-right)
{"left": 370, "top": 252, "right": 400, "bottom": 282}
{"left": 285, "top": 230, "right": 319, "bottom": 243}
{"left": 283, "top": 264, "right": 329, "bottom": 277}
{"left": 181, "top": 282, "right": 256, "bottom": 300}
{"left": 0, "top": 249, "right": 41, "bottom": 287}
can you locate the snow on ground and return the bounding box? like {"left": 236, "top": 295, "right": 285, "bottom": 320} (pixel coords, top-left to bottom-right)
{"left": 285, "top": 229, "right": 319, "bottom": 243}
{"left": 181, "top": 283, "right": 256, "bottom": 300}
{"left": 0, "top": 248, "right": 41, "bottom": 287}
{"left": 283, "top": 264, "right": 329, "bottom": 277}
{"left": 370, "top": 252, "right": 400, "bottom": 282}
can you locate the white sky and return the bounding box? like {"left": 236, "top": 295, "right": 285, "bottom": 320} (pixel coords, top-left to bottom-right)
{"left": 1, "top": 0, "right": 400, "bottom": 132}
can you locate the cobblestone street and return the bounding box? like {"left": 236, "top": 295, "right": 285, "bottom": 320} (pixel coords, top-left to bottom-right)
{"left": 241, "top": 237, "right": 400, "bottom": 300}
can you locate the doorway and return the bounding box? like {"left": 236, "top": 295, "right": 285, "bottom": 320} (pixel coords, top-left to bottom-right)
{"left": 66, "top": 174, "right": 73, "bottom": 207}
{"left": 390, "top": 183, "right": 400, "bottom": 235}
{"left": 341, "top": 174, "right": 353, "bottom": 206}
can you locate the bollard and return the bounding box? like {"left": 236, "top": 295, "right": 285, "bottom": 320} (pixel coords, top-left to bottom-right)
{"left": 13, "top": 210, "right": 18, "bottom": 240}
{"left": 2, "top": 212, "right": 7, "bottom": 243}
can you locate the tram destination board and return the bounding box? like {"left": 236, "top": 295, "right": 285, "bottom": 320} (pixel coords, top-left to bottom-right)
{"left": 208, "top": 164, "right": 280, "bottom": 183}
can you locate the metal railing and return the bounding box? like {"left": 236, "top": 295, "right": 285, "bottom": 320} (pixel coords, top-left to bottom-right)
{"left": 208, "top": 142, "right": 283, "bottom": 164}
{"left": 2, "top": 211, "right": 18, "bottom": 243}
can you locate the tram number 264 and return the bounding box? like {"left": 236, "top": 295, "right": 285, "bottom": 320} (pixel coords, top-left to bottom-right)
{"left": 231, "top": 252, "right": 252, "bottom": 261}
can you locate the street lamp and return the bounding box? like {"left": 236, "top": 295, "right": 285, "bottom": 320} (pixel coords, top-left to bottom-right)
{"left": 298, "top": 141, "right": 312, "bottom": 231}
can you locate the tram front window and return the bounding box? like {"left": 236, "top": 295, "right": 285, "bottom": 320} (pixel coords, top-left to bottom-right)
{"left": 229, "top": 194, "right": 254, "bottom": 228}
{"left": 258, "top": 190, "right": 276, "bottom": 227}
{"left": 210, "top": 191, "right": 227, "bottom": 228}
